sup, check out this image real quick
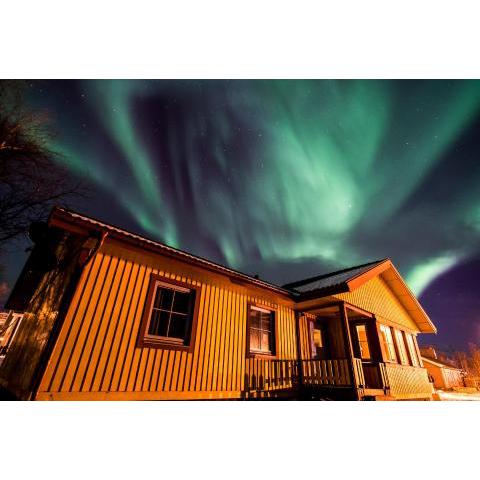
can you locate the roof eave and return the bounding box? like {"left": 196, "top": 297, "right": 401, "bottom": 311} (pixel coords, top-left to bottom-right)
{"left": 48, "top": 207, "right": 293, "bottom": 298}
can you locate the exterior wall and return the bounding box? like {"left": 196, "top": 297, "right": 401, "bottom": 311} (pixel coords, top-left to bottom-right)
{"left": 36, "top": 239, "right": 298, "bottom": 400}
{"left": 333, "top": 276, "right": 434, "bottom": 399}
{"left": 423, "top": 361, "right": 463, "bottom": 390}
{"left": 425, "top": 362, "right": 445, "bottom": 389}
{"left": 335, "top": 276, "right": 418, "bottom": 332}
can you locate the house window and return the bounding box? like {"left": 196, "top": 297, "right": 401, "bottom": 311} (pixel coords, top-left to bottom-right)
{"left": 144, "top": 280, "right": 196, "bottom": 346}
{"left": 355, "top": 324, "right": 371, "bottom": 360}
{"left": 405, "top": 333, "right": 420, "bottom": 367}
{"left": 394, "top": 329, "right": 409, "bottom": 365}
{"left": 249, "top": 305, "right": 275, "bottom": 355}
{"left": 380, "top": 325, "right": 397, "bottom": 363}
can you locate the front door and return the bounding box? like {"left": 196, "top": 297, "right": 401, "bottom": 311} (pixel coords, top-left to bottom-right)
{"left": 351, "top": 321, "right": 383, "bottom": 389}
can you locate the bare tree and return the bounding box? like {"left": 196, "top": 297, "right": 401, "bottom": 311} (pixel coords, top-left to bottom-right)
{"left": 454, "top": 350, "right": 469, "bottom": 372}
{"left": 0, "top": 80, "right": 82, "bottom": 248}
{"left": 468, "top": 343, "right": 480, "bottom": 377}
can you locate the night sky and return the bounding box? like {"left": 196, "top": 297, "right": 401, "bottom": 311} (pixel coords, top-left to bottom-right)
{"left": 2, "top": 80, "right": 480, "bottom": 351}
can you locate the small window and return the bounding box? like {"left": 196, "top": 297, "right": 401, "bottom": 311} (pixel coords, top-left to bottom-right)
{"left": 380, "top": 325, "right": 397, "bottom": 363}
{"left": 141, "top": 278, "right": 197, "bottom": 349}
{"left": 249, "top": 305, "right": 275, "bottom": 355}
{"left": 394, "top": 329, "right": 409, "bottom": 365}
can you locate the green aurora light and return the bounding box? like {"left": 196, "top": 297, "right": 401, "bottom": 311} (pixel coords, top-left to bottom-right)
{"left": 41, "top": 80, "right": 480, "bottom": 295}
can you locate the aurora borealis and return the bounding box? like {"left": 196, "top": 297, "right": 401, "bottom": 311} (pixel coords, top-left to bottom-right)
{"left": 3, "top": 79, "right": 480, "bottom": 349}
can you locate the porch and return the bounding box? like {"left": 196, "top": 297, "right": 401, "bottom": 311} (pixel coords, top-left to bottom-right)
{"left": 243, "top": 357, "right": 432, "bottom": 400}
{"left": 243, "top": 357, "right": 391, "bottom": 399}
{"left": 243, "top": 302, "right": 433, "bottom": 400}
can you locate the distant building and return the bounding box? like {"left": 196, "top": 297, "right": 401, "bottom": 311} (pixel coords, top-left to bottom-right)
{"left": 420, "top": 347, "right": 464, "bottom": 390}
{"left": 0, "top": 207, "right": 437, "bottom": 400}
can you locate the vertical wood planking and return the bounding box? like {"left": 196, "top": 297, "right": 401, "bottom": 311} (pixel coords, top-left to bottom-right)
{"left": 193, "top": 284, "right": 211, "bottom": 391}
{"left": 60, "top": 254, "right": 113, "bottom": 392}
{"left": 107, "top": 262, "right": 143, "bottom": 391}
{"left": 204, "top": 286, "right": 220, "bottom": 391}
{"left": 70, "top": 255, "right": 120, "bottom": 392}
{"left": 82, "top": 257, "right": 126, "bottom": 392}
{"left": 39, "top": 253, "right": 98, "bottom": 393}
{"left": 93, "top": 260, "right": 134, "bottom": 392}
{"left": 39, "top": 241, "right": 300, "bottom": 398}
{"left": 47, "top": 253, "right": 106, "bottom": 392}
{"left": 117, "top": 265, "right": 150, "bottom": 391}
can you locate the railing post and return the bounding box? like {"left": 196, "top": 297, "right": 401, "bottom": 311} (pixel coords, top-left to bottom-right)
{"left": 294, "top": 311, "right": 304, "bottom": 390}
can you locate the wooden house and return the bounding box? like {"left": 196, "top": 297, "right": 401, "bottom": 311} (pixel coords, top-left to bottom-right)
{"left": 420, "top": 348, "right": 464, "bottom": 390}
{"left": 0, "top": 207, "right": 436, "bottom": 400}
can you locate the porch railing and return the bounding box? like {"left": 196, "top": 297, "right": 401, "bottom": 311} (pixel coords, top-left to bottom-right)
{"left": 353, "top": 358, "right": 365, "bottom": 389}
{"left": 301, "top": 359, "right": 351, "bottom": 386}
{"left": 243, "top": 358, "right": 433, "bottom": 399}
{"left": 244, "top": 358, "right": 300, "bottom": 393}
{"left": 362, "top": 362, "right": 390, "bottom": 391}
{"left": 244, "top": 358, "right": 353, "bottom": 393}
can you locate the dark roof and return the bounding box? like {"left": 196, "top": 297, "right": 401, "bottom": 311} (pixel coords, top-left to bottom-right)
{"left": 283, "top": 259, "right": 387, "bottom": 295}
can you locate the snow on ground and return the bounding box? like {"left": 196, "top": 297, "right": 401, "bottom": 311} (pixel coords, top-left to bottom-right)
{"left": 436, "top": 390, "right": 480, "bottom": 401}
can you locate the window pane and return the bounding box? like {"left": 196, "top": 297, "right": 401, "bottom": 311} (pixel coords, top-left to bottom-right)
{"left": 169, "top": 313, "right": 189, "bottom": 339}
{"left": 406, "top": 333, "right": 419, "bottom": 366}
{"left": 249, "top": 307, "right": 274, "bottom": 354}
{"left": 380, "top": 325, "right": 397, "bottom": 363}
{"left": 172, "top": 291, "right": 191, "bottom": 314}
{"left": 395, "top": 330, "right": 409, "bottom": 365}
{"left": 155, "top": 287, "right": 174, "bottom": 310}
{"left": 250, "top": 328, "right": 260, "bottom": 351}
{"left": 261, "top": 312, "right": 272, "bottom": 332}
{"left": 148, "top": 309, "right": 170, "bottom": 337}
{"left": 261, "top": 332, "right": 272, "bottom": 353}
{"left": 249, "top": 309, "right": 260, "bottom": 329}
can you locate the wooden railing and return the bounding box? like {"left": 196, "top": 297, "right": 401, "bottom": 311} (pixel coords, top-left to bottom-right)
{"left": 301, "top": 359, "right": 351, "bottom": 386}
{"left": 244, "top": 358, "right": 300, "bottom": 393}
{"left": 353, "top": 358, "right": 365, "bottom": 388}
{"left": 244, "top": 358, "right": 354, "bottom": 394}
{"left": 362, "top": 362, "right": 390, "bottom": 390}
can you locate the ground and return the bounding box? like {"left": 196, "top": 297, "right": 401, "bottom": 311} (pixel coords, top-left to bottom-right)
{"left": 435, "top": 389, "right": 480, "bottom": 401}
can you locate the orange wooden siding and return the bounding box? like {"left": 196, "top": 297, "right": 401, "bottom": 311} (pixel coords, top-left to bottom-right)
{"left": 37, "top": 240, "right": 297, "bottom": 400}
{"left": 335, "top": 276, "right": 418, "bottom": 332}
